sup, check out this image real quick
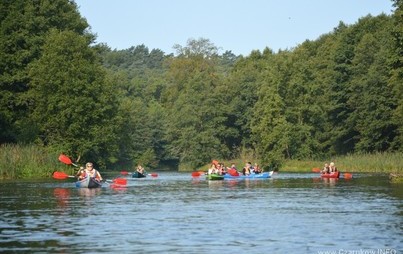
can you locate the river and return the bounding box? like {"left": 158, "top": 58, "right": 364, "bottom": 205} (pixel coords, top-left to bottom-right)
{"left": 0, "top": 172, "right": 402, "bottom": 253}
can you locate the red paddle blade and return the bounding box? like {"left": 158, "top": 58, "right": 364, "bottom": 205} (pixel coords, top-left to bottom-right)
{"left": 149, "top": 173, "right": 158, "bottom": 177}
{"left": 53, "top": 171, "right": 70, "bottom": 180}
{"left": 113, "top": 178, "right": 127, "bottom": 185}
{"left": 59, "top": 154, "right": 73, "bottom": 165}
{"left": 120, "top": 171, "right": 129, "bottom": 175}
{"left": 312, "top": 168, "right": 321, "bottom": 173}
{"left": 191, "top": 172, "right": 201, "bottom": 177}
{"left": 344, "top": 173, "right": 353, "bottom": 179}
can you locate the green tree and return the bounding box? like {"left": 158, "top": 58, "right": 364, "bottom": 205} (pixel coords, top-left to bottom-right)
{"left": 348, "top": 20, "right": 397, "bottom": 152}
{"left": 163, "top": 38, "right": 230, "bottom": 168}
{"left": 0, "top": 0, "right": 90, "bottom": 143}
{"left": 390, "top": 0, "right": 403, "bottom": 151}
{"left": 28, "top": 29, "right": 119, "bottom": 167}
{"left": 252, "top": 79, "right": 290, "bottom": 169}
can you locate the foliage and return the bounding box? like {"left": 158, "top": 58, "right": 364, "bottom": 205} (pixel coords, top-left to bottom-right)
{"left": 0, "top": 0, "right": 401, "bottom": 175}
{"left": 28, "top": 29, "right": 120, "bottom": 168}
{"left": 282, "top": 152, "right": 403, "bottom": 174}
{"left": 0, "top": 0, "right": 90, "bottom": 144}
{"left": 0, "top": 143, "right": 60, "bottom": 179}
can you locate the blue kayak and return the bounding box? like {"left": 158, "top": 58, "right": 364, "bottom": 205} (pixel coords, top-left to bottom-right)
{"left": 224, "top": 171, "right": 273, "bottom": 179}
{"left": 75, "top": 177, "right": 102, "bottom": 188}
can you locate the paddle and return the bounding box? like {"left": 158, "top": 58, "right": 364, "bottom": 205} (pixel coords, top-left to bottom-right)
{"left": 191, "top": 171, "right": 201, "bottom": 177}
{"left": 109, "top": 178, "right": 128, "bottom": 185}
{"left": 53, "top": 171, "right": 75, "bottom": 179}
{"left": 52, "top": 171, "right": 127, "bottom": 185}
{"left": 58, "top": 154, "right": 78, "bottom": 167}
{"left": 312, "top": 168, "right": 321, "bottom": 173}
{"left": 120, "top": 170, "right": 158, "bottom": 177}
{"left": 343, "top": 172, "right": 353, "bottom": 179}
{"left": 191, "top": 171, "right": 206, "bottom": 177}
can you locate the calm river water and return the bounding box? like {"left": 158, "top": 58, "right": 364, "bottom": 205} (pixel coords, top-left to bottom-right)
{"left": 0, "top": 172, "right": 402, "bottom": 254}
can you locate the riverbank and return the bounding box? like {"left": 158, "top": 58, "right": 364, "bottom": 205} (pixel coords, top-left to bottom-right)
{"left": 1, "top": 143, "right": 401, "bottom": 180}
{"left": 192, "top": 152, "right": 402, "bottom": 175}
{"left": 282, "top": 152, "right": 402, "bottom": 174}
{"left": 0, "top": 144, "right": 60, "bottom": 179}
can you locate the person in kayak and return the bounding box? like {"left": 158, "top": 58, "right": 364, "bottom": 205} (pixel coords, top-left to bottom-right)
{"left": 242, "top": 162, "right": 252, "bottom": 176}
{"left": 76, "top": 166, "right": 85, "bottom": 177}
{"left": 227, "top": 163, "right": 240, "bottom": 176}
{"left": 208, "top": 160, "right": 219, "bottom": 175}
{"left": 321, "top": 163, "right": 330, "bottom": 174}
{"left": 217, "top": 162, "right": 227, "bottom": 175}
{"left": 78, "top": 162, "right": 103, "bottom": 181}
{"left": 329, "top": 162, "right": 338, "bottom": 172}
{"left": 136, "top": 164, "right": 146, "bottom": 177}
{"left": 253, "top": 163, "right": 262, "bottom": 174}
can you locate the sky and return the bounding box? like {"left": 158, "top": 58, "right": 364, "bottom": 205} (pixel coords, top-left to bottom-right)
{"left": 74, "top": 0, "right": 394, "bottom": 56}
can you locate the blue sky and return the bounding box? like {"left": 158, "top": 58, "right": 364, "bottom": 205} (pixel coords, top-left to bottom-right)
{"left": 74, "top": 0, "right": 394, "bottom": 56}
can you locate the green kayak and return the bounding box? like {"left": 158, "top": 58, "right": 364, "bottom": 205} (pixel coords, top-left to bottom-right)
{"left": 206, "top": 173, "right": 224, "bottom": 180}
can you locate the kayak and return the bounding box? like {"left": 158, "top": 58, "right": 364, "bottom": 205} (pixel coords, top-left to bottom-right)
{"left": 132, "top": 171, "right": 146, "bottom": 178}
{"left": 75, "top": 177, "right": 102, "bottom": 188}
{"left": 321, "top": 171, "right": 340, "bottom": 179}
{"left": 206, "top": 174, "right": 224, "bottom": 180}
{"left": 224, "top": 171, "right": 273, "bottom": 179}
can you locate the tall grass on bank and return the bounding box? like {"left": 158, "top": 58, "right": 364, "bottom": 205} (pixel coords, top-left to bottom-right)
{"left": 0, "top": 144, "right": 62, "bottom": 179}
{"left": 282, "top": 152, "right": 403, "bottom": 173}
{"left": 192, "top": 152, "right": 402, "bottom": 174}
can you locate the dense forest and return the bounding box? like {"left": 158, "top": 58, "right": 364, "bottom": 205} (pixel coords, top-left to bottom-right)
{"left": 0, "top": 0, "right": 401, "bottom": 171}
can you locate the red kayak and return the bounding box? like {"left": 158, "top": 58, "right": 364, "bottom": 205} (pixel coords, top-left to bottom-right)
{"left": 321, "top": 171, "right": 340, "bottom": 178}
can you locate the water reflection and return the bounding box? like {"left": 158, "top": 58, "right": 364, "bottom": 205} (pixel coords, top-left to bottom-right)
{"left": 77, "top": 187, "right": 102, "bottom": 198}
{"left": 0, "top": 172, "right": 401, "bottom": 253}
{"left": 207, "top": 179, "right": 224, "bottom": 189}
{"left": 321, "top": 177, "right": 338, "bottom": 186}
{"left": 53, "top": 188, "right": 70, "bottom": 208}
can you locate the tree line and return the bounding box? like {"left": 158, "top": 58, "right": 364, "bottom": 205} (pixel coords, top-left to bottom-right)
{"left": 0, "top": 0, "right": 401, "bottom": 170}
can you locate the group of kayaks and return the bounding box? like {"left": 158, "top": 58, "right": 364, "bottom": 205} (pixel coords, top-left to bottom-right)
{"left": 57, "top": 169, "right": 351, "bottom": 189}
{"left": 54, "top": 154, "right": 353, "bottom": 189}
{"left": 204, "top": 171, "right": 274, "bottom": 181}
{"left": 204, "top": 168, "right": 352, "bottom": 180}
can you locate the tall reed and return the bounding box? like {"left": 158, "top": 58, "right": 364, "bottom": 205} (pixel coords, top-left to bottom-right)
{"left": 0, "top": 144, "right": 62, "bottom": 179}
{"left": 282, "top": 152, "right": 403, "bottom": 173}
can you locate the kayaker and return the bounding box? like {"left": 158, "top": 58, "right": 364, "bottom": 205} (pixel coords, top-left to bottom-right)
{"left": 76, "top": 166, "right": 85, "bottom": 177}
{"left": 329, "top": 162, "right": 337, "bottom": 172}
{"left": 242, "top": 162, "right": 252, "bottom": 176}
{"left": 253, "top": 163, "right": 262, "bottom": 174}
{"left": 208, "top": 161, "right": 219, "bottom": 174}
{"left": 227, "top": 163, "right": 239, "bottom": 176}
{"left": 136, "top": 164, "right": 145, "bottom": 177}
{"left": 217, "top": 163, "right": 227, "bottom": 175}
{"left": 321, "top": 163, "right": 330, "bottom": 174}
{"left": 79, "top": 162, "right": 103, "bottom": 181}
